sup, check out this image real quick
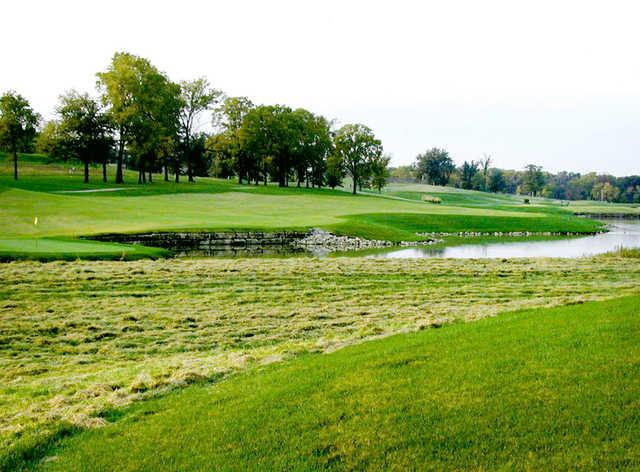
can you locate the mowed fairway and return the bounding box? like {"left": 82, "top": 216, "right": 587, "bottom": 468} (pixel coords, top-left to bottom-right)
{"left": 29, "top": 296, "right": 640, "bottom": 470}
{"left": 0, "top": 154, "right": 605, "bottom": 258}
{"left": 1, "top": 254, "right": 640, "bottom": 468}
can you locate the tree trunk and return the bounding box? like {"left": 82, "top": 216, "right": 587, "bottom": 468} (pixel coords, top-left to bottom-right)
{"left": 12, "top": 146, "right": 18, "bottom": 180}
{"left": 164, "top": 165, "right": 168, "bottom": 182}
{"left": 116, "top": 130, "right": 125, "bottom": 184}
{"left": 138, "top": 157, "right": 145, "bottom": 184}
{"left": 148, "top": 170, "right": 152, "bottom": 183}
{"left": 84, "top": 160, "right": 89, "bottom": 184}
{"left": 352, "top": 174, "right": 357, "bottom": 195}
{"left": 102, "top": 161, "right": 107, "bottom": 182}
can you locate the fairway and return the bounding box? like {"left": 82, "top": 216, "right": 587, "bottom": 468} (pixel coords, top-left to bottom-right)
{"left": 25, "top": 296, "right": 640, "bottom": 470}
{"left": 0, "top": 155, "right": 610, "bottom": 259}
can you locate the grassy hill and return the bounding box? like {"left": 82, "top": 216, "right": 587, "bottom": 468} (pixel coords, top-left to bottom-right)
{"left": 2, "top": 253, "right": 639, "bottom": 468}
{"left": 0, "top": 154, "right": 607, "bottom": 259}
{"left": 21, "top": 295, "right": 640, "bottom": 470}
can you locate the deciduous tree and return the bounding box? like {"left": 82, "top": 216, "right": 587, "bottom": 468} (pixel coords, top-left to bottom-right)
{"left": 415, "top": 148, "right": 454, "bottom": 186}
{"left": 56, "top": 90, "right": 113, "bottom": 183}
{"left": 179, "top": 78, "right": 222, "bottom": 182}
{"left": 0, "top": 91, "right": 39, "bottom": 180}
{"left": 334, "top": 124, "right": 383, "bottom": 195}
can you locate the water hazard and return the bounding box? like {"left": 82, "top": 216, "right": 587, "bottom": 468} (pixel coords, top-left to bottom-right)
{"left": 366, "top": 219, "right": 640, "bottom": 259}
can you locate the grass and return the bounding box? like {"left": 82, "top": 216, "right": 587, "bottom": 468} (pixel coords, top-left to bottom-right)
{"left": 0, "top": 238, "right": 168, "bottom": 262}
{"left": 20, "top": 295, "right": 640, "bottom": 470}
{"left": 0, "top": 153, "right": 610, "bottom": 259}
{"left": 1, "top": 255, "right": 640, "bottom": 467}
{"left": 329, "top": 212, "right": 600, "bottom": 241}
{"left": 383, "top": 182, "right": 640, "bottom": 216}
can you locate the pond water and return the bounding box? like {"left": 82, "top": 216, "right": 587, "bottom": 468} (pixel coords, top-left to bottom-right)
{"left": 366, "top": 219, "right": 640, "bottom": 259}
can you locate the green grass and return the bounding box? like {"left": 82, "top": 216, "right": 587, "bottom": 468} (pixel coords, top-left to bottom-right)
{"left": 0, "top": 238, "right": 168, "bottom": 261}
{"left": 23, "top": 295, "right": 640, "bottom": 471}
{"left": 0, "top": 154, "right": 607, "bottom": 258}
{"left": 1, "top": 255, "right": 639, "bottom": 467}
{"left": 383, "top": 182, "right": 640, "bottom": 218}
{"left": 329, "top": 212, "right": 601, "bottom": 241}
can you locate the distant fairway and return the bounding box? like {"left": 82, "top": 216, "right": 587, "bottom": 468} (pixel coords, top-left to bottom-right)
{"left": 0, "top": 154, "right": 609, "bottom": 258}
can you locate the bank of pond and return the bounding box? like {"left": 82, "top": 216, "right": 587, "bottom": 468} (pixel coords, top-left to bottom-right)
{"left": 94, "top": 218, "right": 640, "bottom": 260}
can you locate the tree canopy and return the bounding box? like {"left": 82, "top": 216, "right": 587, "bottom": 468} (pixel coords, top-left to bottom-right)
{"left": 0, "top": 91, "right": 40, "bottom": 179}
{"left": 334, "top": 124, "right": 383, "bottom": 195}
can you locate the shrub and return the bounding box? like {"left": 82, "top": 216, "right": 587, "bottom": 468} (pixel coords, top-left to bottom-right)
{"left": 421, "top": 194, "right": 442, "bottom": 204}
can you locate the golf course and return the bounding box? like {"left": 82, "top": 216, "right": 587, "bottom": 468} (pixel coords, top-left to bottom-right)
{"left": 0, "top": 153, "right": 616, "bottom": 261}
{"left": 3, "top": 2, "right": 640, "bottom": 469}
{"left": 1, "top": 153, "right": 639, "bottom": 470}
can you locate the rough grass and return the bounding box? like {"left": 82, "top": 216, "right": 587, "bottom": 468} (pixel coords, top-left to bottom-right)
{"left": 26, "top": 295, "right": 640, "bottom": 471}
{"left": 1, "top": 256, "right": 639, "bottom": 467}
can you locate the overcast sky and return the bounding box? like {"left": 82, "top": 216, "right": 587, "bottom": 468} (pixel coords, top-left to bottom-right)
{"left": 3, "top": 0, "right": 639, "bottom": 175}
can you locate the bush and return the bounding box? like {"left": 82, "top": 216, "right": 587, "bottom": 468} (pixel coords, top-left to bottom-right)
{"left": 421, "top": 194, "right": 442, "bottom": 204}
{"left": 523, "top": 198, "right": 530, "bottom": 204}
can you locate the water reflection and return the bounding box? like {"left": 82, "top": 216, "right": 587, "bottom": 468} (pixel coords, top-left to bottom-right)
{"left": 367, "top": 219, "right": 640, "bottom": 259}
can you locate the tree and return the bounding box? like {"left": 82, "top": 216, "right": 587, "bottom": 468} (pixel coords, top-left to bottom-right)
{"left": 239, "top": 105, "right": 295, "bottom": 187}
{"left": 591, "top": 181, "right": 620, "bottom": 202}
{"left": 334, "top": 124, "right": 383, "bottom": 195}
{"left": 389, "top": 165, "right": 416, "bottom": 181}
{"left": 36, "top": 120, "right": 64, "bottom": 159}
{"left": 0, "top": 91, "right": 39, "bottom": 180}
{"left": 523, "top": 164, "right": 545, "bottom": 196}
{"left": 370, "top": 153, "right": 391, "bottom": 192}
{"left": 56, "top": 90, "right": 113, "bottom": 183}
{"left": 179, "top": 78, "right": 223, "bottom": 182}
{"left": 214, "top": 96, "right": 254, "bottom": 184}
{"left": 97, "top": 52, "right": 139, "bottom": 184}
{"left": 479, "top": 154, "right": 492, "bottom": 191}
{"left": 97, "top": 52, "right": 181, "bottom": 184}
{"left": 415, "top": 148, "right": 454, "bottom": 186}
{"left": 460, "top": 160, "right": 479, "bottom": 189}
{"left": 487, "top": 168, "right": 507, "bottom": 193}
{"left": 289, "top": 109, "right": 332, "bottom": 188}
{"left": 326, "top": 153, "right": 344, "bottom": 189}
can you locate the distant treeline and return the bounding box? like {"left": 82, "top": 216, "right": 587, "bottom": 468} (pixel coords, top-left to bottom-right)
{"left": 391, "top": 148, "right": 640, "bottom": 203}
{"left": 0, "top": 52, "right": 390, "bottom": 193}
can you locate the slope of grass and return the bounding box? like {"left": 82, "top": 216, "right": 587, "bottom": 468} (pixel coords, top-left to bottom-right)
{"left": 1, "top": 255, "right": 639, "bottom": 467}
{"left": 384, "top": 182, "right": 640, "bottom": 216}
{"left": 26, "top": 295, "right": 640, "bottom": 471}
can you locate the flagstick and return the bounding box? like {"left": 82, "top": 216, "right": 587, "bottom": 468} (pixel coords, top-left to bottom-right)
{"left": 34, "top": 217, "right": 39, "bottom": 251}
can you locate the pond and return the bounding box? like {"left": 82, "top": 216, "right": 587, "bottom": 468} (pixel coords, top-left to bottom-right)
{"left": 366, "top": 219, "right": 640, "bottom": 259}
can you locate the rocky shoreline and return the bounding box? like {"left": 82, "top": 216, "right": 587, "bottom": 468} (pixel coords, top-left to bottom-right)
{"left": 86, "top": 229, "right": 443, "bottom": 255}
{"left": 416, "top": 230, "right": 605, "bottom": 237}
{"left": 293, "top": 228, "right": 442, "bottom": 254}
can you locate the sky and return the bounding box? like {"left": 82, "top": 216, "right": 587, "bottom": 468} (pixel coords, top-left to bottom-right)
{"left": 3, "top": 0, "right": 639, "bottom": 175}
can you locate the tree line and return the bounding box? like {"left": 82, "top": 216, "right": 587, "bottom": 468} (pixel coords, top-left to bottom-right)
{"left": 0, "top": 52, "right": 390, "bottom": 193}
{"left": 392, "top": 148, "right": 640, "bottom": 203}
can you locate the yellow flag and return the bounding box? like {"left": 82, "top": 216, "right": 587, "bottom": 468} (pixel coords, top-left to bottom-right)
{"left": 34, "top": 217, "right": 38, "bottom": 226}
